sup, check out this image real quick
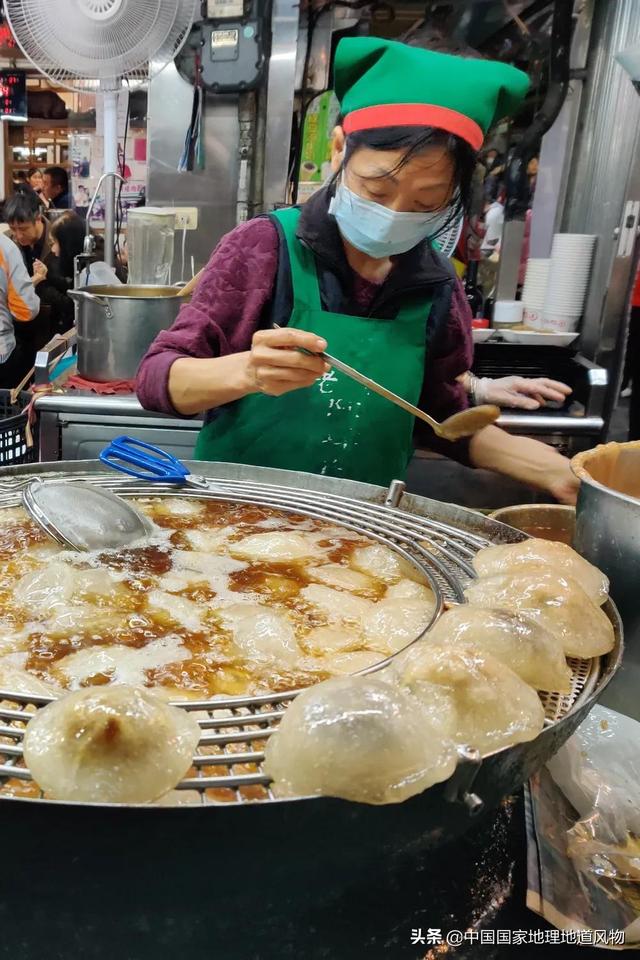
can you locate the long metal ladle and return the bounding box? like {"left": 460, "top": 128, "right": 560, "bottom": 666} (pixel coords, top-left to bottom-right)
{"left": 315, "top": 350, "right": 500, "bottom": 441}
{"left": 278, "top": 326, "right": 501, "bottom": 441}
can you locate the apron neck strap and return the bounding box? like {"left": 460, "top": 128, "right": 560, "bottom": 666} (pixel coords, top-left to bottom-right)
{"left": 271, "top": 206, "right": 436, "bottom": 327}
{"left": 271, "top": 207, "right": 323, "bottom": 313}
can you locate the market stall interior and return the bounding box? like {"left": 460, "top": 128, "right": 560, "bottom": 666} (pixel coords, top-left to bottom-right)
{"left": 0, "top": 0, "right": 639, "bottom": 957}
{"left": 2, "top": 0, "right": 621, "bottom": 507}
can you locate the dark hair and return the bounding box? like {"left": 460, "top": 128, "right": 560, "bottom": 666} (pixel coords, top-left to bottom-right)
{"left": 27, "top": 166, "right": 42, "bottom": 180}
{"left": 49, "top": 211, "right": 86, "bottom": 278}
{"left": 4, "top": 190, "right": 43, "bottom": 224}
{"left": 44, "top": 166, "right": 69, "bottom": 194}
{"left": 337, "top": 122, "right": 478, "bottom": 240}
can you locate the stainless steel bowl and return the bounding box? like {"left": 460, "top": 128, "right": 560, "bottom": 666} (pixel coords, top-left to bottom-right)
{"left": 488, "top": 503, "right": 576, "bottom": 545}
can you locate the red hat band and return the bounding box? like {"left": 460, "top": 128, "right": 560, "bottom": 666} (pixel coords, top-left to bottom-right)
{"left": 343, "top": 103, "right": 484, "bottom": 151}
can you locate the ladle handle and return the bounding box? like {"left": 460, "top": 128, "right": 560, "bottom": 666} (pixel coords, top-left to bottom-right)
{"left": 272, "top": 322, "right": 441, "bottom": 432}
{"left": 321, "top": 350, "right": 441, "bottom": 432}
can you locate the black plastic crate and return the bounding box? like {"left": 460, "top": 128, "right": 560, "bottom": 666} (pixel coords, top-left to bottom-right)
{"left": 0, "top": 390, "right": 38, "bottom": 467}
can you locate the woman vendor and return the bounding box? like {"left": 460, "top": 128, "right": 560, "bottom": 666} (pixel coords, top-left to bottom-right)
{"left": 137, "top": 37, "right": 578, "bottom": 504}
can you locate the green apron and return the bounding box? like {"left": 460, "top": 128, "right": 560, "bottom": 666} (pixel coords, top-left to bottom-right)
{"left": 194, "top": 207, "right": 432, "bottom": 486}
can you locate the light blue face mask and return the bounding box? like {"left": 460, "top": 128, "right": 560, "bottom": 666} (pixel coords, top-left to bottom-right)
{"left": 328, "top": 181, "right": 454, "bottom": 259}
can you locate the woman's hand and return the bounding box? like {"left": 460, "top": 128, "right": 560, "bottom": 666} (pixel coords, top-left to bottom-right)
{"left": 471, "top": 375, "right": 571, "bottom": 410}
{"left": 545, "top": 459, "right": 580, "bottom": 505}
{"left": 32, "top": 259, "right": 48, "bottom": 286}
{"left": 167, "top": 328, "right": 331, "bottom": 416}
{"left": 246, "top": 327, "right": 330, "bottom": 397}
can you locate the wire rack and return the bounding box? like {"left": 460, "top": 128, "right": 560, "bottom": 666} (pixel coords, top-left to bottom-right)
{"left": 0, "top": 473, "right": 603, "bottom": 806}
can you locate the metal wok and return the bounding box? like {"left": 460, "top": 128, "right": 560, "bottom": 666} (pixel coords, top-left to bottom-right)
{"left": 0, "top": 460, "right": 622, "bottom": 931}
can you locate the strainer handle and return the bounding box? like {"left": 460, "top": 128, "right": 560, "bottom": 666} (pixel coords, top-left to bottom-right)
{"left": 99, "top": 436, "right": 190, "bottom": 482}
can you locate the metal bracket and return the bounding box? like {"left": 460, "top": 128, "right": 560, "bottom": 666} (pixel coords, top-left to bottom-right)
{"left": 616, "top": 200, "right": 640, "bottom": 258}
{"left": 443, "top": 746, "right": 484, "bottom": 816}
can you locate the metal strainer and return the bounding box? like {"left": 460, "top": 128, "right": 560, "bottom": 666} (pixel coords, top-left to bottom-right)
{"left": 22, "top": 479, "right": 150, "bottom": 551}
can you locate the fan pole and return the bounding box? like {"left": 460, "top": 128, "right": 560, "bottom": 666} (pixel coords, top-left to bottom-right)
{"left": 102, "top": 86, "right": 119, "bottom": 268}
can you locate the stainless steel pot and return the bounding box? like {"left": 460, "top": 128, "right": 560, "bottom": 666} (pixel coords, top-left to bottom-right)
{"left": 68, "top": 285, "right": 183, "bottom": 382}
{"left": 572, "top": 441, "right": 640, "bottom": 720}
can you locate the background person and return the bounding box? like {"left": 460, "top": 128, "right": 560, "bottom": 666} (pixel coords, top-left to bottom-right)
{"left": 5, "top": 191, "right": 58, "bottom": 348}
{"left": 28, "top": 168, "right": 44, "bottom": 196}
{"left": 4, "top": 191, "right": 53, "bottom": 275}
{"left": 480, "top": 187, "right": 505, "bottom": 259}
{"left": 42, "top": 166, "right": 71, "bottom": 210}
{"left": 47, "top": 211, "right": 86, "bottom": 333}
{"left": 0, "top": 232, "right": 40, "bottom": 387}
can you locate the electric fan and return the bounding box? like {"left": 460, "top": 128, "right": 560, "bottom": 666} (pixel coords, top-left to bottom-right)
{"left": 5, "top": 0, "right": 198, "bottom": 262}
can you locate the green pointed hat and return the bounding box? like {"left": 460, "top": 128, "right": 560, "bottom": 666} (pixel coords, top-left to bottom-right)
{"left": 334, "top": 37, "right": 530, "bottom": 151}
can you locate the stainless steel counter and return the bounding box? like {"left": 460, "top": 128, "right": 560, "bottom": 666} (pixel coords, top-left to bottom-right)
{"left": 35, "top": 391, "right": 203, "bottom": 462}
{"left": 496, "top": 411, "right": 603, "bottom": 435}
{"left": 36, "top": 392, "right": 175, "bottom": 418}
{"left": 34, "top": 390, "right": 602, "bottom": 510}
{"left": 35, "top": 390, "right": 603, "bottom": 448}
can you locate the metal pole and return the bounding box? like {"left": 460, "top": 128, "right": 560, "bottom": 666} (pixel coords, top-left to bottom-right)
{"left": 262, "top": 0, "right": 300, "bottom": 209}
{"left": 102, "top": 87, "right": 119, "bottom": 268}
{"left": 252, "top": 83, "right": 268, "bottom": 215}
{"left": 237, "top": 92, "right": 256, "bottom": 224}
{"left": 529, "top": 0, "right": 595, "bottom": 259}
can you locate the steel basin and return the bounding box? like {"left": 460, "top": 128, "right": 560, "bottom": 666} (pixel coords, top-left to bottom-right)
{"left": 0, "top": 458, "right": 623, "bottom": 939}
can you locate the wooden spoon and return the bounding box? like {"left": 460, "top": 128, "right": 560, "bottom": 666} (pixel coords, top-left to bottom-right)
{"left": 176, "top": 269, "right": 204, "bottom": 298}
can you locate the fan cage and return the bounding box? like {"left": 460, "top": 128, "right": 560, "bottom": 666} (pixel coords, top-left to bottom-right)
{"left": 4, "top": 0, "right": 197, "bottom": 92}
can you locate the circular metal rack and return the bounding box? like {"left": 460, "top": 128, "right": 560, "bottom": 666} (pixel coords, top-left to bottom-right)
{"left": 0, "top": 471, "right": 614, "bottom": 807}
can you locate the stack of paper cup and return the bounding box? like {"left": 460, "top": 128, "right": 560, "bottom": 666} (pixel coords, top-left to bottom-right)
{"left": 521, "top": 258, "right": 551, "bottom": 329}
{"left": 542, "top": 234, "right": 596, "bottom": 333}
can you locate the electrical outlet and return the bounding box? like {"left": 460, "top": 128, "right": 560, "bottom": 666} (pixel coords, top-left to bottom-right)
{"left": 170, "top": 207, "right": 199, "bottom": 230}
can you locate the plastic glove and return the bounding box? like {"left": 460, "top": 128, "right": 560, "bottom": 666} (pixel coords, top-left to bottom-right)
{"left": 473, "top": 376, "right": 572, "bottom": 410}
